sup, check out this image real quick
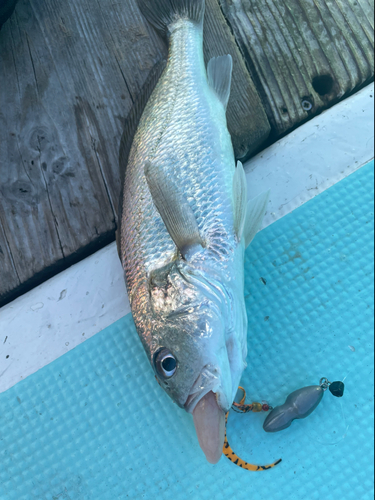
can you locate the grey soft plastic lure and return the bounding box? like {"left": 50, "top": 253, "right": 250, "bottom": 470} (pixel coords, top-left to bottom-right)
{"left": 263, "top": 378, "right": 345, "bottom": 433}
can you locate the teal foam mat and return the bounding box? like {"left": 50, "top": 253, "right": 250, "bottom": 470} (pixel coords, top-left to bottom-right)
{"left": 1, "top": 161, "right": 374, "bottom": 500}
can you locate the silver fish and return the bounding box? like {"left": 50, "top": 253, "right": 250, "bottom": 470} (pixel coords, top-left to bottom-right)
{"left": 119, "top": 0, "right": 269, "bottom": 464}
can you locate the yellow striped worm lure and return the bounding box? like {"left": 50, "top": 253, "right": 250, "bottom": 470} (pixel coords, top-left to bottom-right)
{"left": 223, "top": 387, "right": 282, "bottom": 471}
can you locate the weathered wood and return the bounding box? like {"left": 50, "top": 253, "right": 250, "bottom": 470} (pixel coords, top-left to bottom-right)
{"left": 203, "top": 0, "right": 271, "bottom": 160}
{"left": 0, "top": 0, "right": 18, "bottom": 29}
{"left": 2, "top": 0, "right": 371, "bottom": 306}
{"left": 0, "top": 9, "right": 65, "bottom": 293}
{"left": 0, "top": 0, "right": 269, "bottom": 306}
{"left": 220, "top": 0, "right": 374, "bottom": 136}
{"left": 0, "top": 211, "right": 20, "bottom": 300}
{"left": 0, "top": 0, "right": 167, "bottom": 306}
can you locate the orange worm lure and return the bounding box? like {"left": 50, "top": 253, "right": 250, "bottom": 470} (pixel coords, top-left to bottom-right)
{"left": 223, "top": 387, "right": 282, "bottom": 471}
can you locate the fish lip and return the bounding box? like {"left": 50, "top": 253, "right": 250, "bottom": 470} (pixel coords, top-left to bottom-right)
{"left": 184, "top": 364, "right": 228, "bottom": 414}
{"left": 184, "top": 385, "right": 215, "bottom": 414}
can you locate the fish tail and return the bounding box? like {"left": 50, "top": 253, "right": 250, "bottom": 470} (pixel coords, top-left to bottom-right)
{"left": 136, "top": 0, "right": 205, "bottom": 34}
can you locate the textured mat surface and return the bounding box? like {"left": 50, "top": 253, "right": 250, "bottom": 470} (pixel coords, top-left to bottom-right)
{"left": 1, "top": 161, "right": 374, "bottom": 500}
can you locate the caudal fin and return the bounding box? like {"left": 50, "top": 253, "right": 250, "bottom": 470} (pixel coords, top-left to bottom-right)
{"left": 137, "top": 0, "right": 205, "bottom": 33}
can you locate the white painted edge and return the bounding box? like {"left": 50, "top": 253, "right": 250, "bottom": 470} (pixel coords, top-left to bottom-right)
{"left": 0, "top": 244, "right": 130, "bottom": 393}
{"left": 0, "top": 84, "right": 374, "bottom": 394}
{"left": 246, "top": 84, "right": 374, "bottom": 229}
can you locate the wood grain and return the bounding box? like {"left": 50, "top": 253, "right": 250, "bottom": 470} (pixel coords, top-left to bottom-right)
{"left": 220, "top": 0, "right": 374, "bottom": 136}
{"left": 2, "top": 0, "right": 372, "bottom": 305}
{"left": 204, "top": 0, "right": 271, "bottom": 160}
{"left": 0, "top": 0, "right": 167, "bottom": 305}
{"left": 0, "top": 0, "right": 18, "bottom": 28}
{"left": 0, "top": 0, "right": 270, "bottom": 306}
{"left": 0, "top": 211, "right": 20, "bottom": 301}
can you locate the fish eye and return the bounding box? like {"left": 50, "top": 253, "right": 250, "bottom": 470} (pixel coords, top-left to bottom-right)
{"left": 154, "top": 348, "right": 177, "bottom": 379}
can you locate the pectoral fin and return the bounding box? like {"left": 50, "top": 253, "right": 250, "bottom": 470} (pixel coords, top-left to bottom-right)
{"left": 207, "top": 55, "right": 233, "bottom": 110}
{"left": 144, "top": 162, "right": 203, "bottom": 259}
{"left": 244, "top": 190, "right": 270, "bottom": 248}
{"left": 233, "top": 160, "right": 247, "bottom": 241}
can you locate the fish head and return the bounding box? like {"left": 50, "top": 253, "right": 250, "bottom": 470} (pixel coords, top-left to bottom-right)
{"left": 148, "top": 259, "right": 247, "bottom": 463}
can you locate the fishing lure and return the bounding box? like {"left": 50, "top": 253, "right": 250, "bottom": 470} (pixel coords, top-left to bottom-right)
{"left": 224, "top": 378, "right": 344, "bottom": 471}
{"left": 263, "top": 378, "right": 345, "bottom": 433}
{"left": 223, "top": 387, "right": 282, "bottom": 471}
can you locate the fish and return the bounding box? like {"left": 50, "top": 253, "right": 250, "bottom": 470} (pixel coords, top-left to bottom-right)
{"left": 118, "top": 0, "right": 269, "bottom": 464}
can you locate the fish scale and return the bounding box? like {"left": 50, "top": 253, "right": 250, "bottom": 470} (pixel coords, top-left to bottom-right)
{"left": 122, "top": 21, "right": 236, "bottom": 297}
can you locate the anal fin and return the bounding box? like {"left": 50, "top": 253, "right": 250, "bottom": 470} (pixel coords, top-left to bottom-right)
{"left": 233, "top": 160, "right": 247, "bottom": 241}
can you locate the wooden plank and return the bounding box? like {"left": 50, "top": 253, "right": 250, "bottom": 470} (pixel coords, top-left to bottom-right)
{"left": 204, "top": 0, "right": 271, "bottom": 160}
{"left": 0, "top": 211, "right": 20, "bottom": 301}
{"left": 219, "top": 0, "right": 374, "bottom": 136}
{"left": 0, "top": 0, "right": 270, "bottom": 306}
{"left": 0, "top": 0, "right": 167, "bottom": 306}
{"left": 0, "top": 11, "right": 66, "bottom": 290}
{"left": 0, "top": 0, "right": 18, "bottom": 29}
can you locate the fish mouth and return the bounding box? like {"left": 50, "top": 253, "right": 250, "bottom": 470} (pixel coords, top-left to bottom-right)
{"left": 184, "top": 365, "right": 230, "bottom": 464}
{"left": 184, "top": 364, "right": 222, "bottom": 414}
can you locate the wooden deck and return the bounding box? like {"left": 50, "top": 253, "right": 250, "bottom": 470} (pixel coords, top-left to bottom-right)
{"left": 0, "top": 0, "right": 373, "bottom": 307}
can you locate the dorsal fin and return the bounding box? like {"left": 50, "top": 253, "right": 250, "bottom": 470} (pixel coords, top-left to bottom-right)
{"left": 116, "top": 59, "right": 167, "bottom": 259}
{"left": 244, "top": 190, "right": 270, "bottom": 248}
{"left": 207, "top": 55, "right": 233, "bottom": 110}
{"left": 233, "top": 160, "right": 247, "bottom": 241}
